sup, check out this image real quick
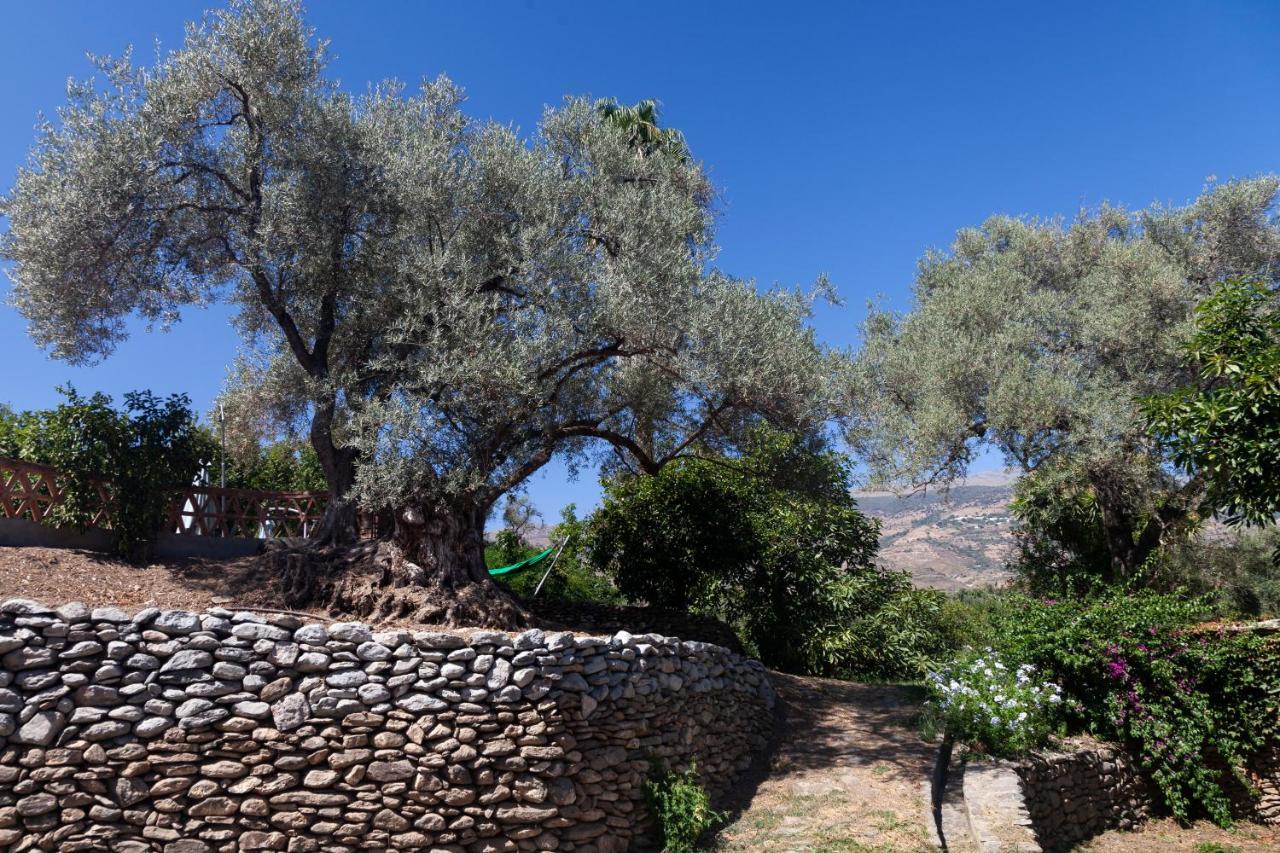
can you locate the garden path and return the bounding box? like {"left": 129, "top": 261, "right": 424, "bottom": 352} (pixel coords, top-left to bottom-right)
{"left": 712, "top": 672, "right": 937, "bottom": 852}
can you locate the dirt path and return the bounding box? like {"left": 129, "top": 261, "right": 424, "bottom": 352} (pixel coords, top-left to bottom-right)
{"left": 1082, "top": 818, "right": 1280, "bottom": 852}
{"left": 712, "top": 672, "right": 937, "bottom": 852}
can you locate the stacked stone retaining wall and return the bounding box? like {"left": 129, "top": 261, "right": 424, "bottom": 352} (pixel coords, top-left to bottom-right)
{"left": 0, "top": 598, "right": 775, "bottom": 852}
{"left": 1015, "top": 744, "right": 1151, "bottom": 852}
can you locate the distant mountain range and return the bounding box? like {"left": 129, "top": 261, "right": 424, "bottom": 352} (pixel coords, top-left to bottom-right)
{"left": 854, "top": 469, "right": 1020, "bottom": 592}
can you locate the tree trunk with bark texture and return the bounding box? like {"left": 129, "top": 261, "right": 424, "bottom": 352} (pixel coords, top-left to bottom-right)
{"left": 1092, "top": 472, "right": 1206, "bottom": 586}
{"left": 308, "top": 399, "right": 360, "bottom": 546}
{"left": 276, "top": 499, "right": 527, "bottom": 629}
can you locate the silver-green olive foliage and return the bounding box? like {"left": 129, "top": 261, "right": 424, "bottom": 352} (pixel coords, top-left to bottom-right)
{"left": 849, "top": 178, "right": 1280, "bottom": 579}
{"left": 1, "top": 0, "right": 836, "bottom": 541}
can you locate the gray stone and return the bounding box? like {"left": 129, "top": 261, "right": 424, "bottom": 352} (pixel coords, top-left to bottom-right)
{"left": 514, "top": 629, "right": 546, "bottom": 650}
{"left": 3, "top": 646, "right": 55, "bottom": 670}
{"left": 267, "top": 643, "right": 299, "bottom": 668}
{"left": 83, "top": 719, "right": 132, "bottom": 740}
{"left": 176, "top": 697, "right": 216, "bottom": 719}
{"left": 125, "top": 653, "right": 161, "bottom": 671}
{"left": 326, "top": 669, "right": 368, "bottom": 689}
{"left": 75, "top": 684, "right": 119, "bottom": 705}
{"left": 0, "top": 687, "right": 21, "bottom": 712}
{"left": 329, "top": 622, "right": 373, "bottom": 644}
{"left": 234, "top": 700, "right": 270, "bottom": 719}
{"left": 231, "top": 623, "right": 292, "bottom": 642}
{"left": 16, "top": 793, "right": 57, "bottom": 816}
{"left": 357, "top": 683, "right": 391, "bottom": 704}
{"left": 356, "top": 641, "right": 392, "bottom": 661}
{"left": 159, "top": 649, "right": 213, "bottom": 673}
{"left": 14, "top": 710, "right": 64, "bottom": 745}
{"left": 271, "top": 692, "right": 310, "bottom": 732}
{"left": 494, "top": 685, "right": 523, "bottom": 704}
{"left": 396, "top": 693, "right": 448, "bottom": 713}
{"left": 212, "top": 661, "right": 247, "bottom": 680}
{"left": 134, "top": 717, "right": 172, "bottom": 738}
{"left": 367, "top": 760, "right": 414, "bottom": 782}
{"left": 293, "top": 624, "right": 329, "bottom": 644}
{"left": 56, "top": 602, "right": 91, "bottom": 622}
{"left": 59, "top": 639, "right": 103, "bottom": 659}
{"left": 415, "top": 631, "right": 465, "bottom": 650}
{"left": 560, "top": 673, "right": 590, "bottom": 692}
{"left": 486, "top": 658, "right": 513, "bottom": 690}
{"left": 295, "top": 652, "right": 329, "bottom": 672}
{"left": 1, "top": 598, "right": 52, "bottom": 616}
{"left": 153, "top": 610, "right": 201, "bottom": 636}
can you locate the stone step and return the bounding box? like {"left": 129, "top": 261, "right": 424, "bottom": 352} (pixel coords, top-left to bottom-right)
{"left": 963, "top": 760, "right": 1042, "bottom": 852}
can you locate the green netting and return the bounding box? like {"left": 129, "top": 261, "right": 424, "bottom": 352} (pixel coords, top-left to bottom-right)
{"left": 487, "top": 545, "right": 555, "bottom": 577}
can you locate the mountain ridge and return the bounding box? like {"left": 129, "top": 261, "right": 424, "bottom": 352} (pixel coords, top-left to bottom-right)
{"left": 854, "top": 469, "right": 1019, "bottom": 592}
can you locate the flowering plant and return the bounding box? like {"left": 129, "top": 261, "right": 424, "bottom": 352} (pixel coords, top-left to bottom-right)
{"left": 926, "top": 648, "right": 1062, "bottom": 756}
{"left": 990, "top": 591, "right": 1280, "bottom": 825}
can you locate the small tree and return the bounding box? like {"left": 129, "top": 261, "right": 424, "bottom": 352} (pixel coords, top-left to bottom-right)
{"left": 1144, "top": 277, "right": 1280, "bottom": 530}
{"left": 3, "top": 388, "right": 205, "bottom": 559}
{"left": 586, "top": 430, "right": 941, "bottom": 678}
{"left": 848, "top": 179, "right": 1280, "bottom": 584}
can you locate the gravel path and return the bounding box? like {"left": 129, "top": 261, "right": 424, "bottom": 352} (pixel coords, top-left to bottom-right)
{"left": 712, "top": 672, "right": 937, "bottom": 852}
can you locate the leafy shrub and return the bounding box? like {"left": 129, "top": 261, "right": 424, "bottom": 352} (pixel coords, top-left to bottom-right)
{"left": 586, "top": 429, "right": 948, "bottom": 679}
{"left": 644, "top": 763, "right": 721, "bottom": 853}
{"left": 1143, "top": 277, "right": 1280, "bottom": 530}
{"left": 925, "top": 649, "right": 1062, "bottom": 756}
{"left": 2, "top": 388, "right": 205, "bottom": 559}
{"left": 989, "top": 592, "right": 1280, "bottom": 825}
{"left": 1006, "top": 457, "right": 1114, "bottom": 598}
{"left": 936, "top": 587, "right": 1009, "bottom": 651}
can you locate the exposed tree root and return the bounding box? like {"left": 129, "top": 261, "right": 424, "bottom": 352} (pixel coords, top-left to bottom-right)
{"left": 267, "top": 539, "right": 530, "bottom": 629}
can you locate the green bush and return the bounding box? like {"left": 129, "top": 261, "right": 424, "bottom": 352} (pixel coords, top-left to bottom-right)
{"left": 925, "top": 648, "right": 1062, "bottom": 756}
{"left": 586, "top": 429, "right": 947, "bottom": 679}
{"left": 644, "top": 763, "right": 721, "bottom": 853}
{"left": 2, "top": 388, "right": 205, "bottom": 560}
{"left": 989, "top": 592, "right": 1280, "bottom": 825}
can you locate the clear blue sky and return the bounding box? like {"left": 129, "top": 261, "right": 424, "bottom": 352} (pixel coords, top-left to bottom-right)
{"left": 2, "top": 0, "right": 1278, "bottom": 523}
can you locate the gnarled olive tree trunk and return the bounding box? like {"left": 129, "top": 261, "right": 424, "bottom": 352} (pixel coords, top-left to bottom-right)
{"left": 280, "top": 495, "right": 527, "bottom": 629}
{"left": 309, "top": 400, "right": 361, "bottom": 546}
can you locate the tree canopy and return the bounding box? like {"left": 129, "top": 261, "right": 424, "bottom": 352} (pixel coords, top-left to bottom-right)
{"left": 848, "top": 178, "right": 1280, "bottom": 581}
{"left": 1, "top": 0, "right": 838, "bottom": 621}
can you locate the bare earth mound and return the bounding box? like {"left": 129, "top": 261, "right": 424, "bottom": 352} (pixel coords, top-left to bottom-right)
{"left": 0, "top": 546, "right": 744, "bottom": 644}
{"left": 0, "top": 546, "right": 296, "bottom": 615}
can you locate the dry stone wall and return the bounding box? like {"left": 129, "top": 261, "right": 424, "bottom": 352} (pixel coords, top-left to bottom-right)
{"left": 1016, "top": 744, "right": 1151, "bottom": 852}
{"left": 0, "top": 598, "right": 775, "bottom": 852}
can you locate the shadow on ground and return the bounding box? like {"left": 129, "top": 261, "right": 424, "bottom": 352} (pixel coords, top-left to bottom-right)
{"left": 712, "top": 671, "right": 937, "bottom": 852}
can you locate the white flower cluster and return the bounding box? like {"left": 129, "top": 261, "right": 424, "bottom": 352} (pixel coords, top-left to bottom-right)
{"left": 927, "top": 649, "right": 1062, "bottom": 753}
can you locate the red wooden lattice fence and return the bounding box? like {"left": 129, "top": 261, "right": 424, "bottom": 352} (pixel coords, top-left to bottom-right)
{"left": 0, "top": 456, "right": 328, "bottom": 540}
{"left": 167, "top": 486, "right": 329, "bottom": 539}
{"left": 0, "top": 457, "right": 113, "bottom": 527}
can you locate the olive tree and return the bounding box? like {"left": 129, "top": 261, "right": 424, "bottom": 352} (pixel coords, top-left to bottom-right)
{"left": 2, "top": 0, "right": 837, "bottom": 623}
{"left": 848, "top": 178, "right": 1280, "bottom": 584}
{"left": 2, "top": 0, "right": 390, "bottom": 541}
